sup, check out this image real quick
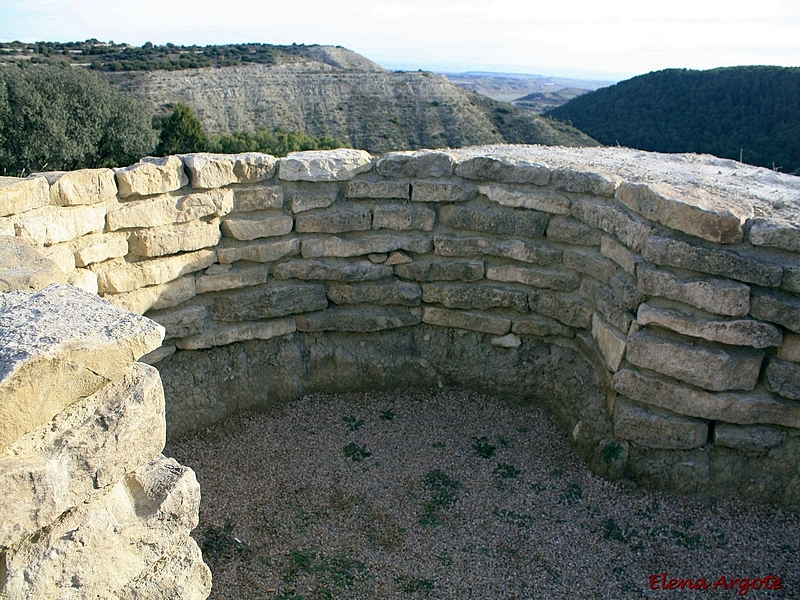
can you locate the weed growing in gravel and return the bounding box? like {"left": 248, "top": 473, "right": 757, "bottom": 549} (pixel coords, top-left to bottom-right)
{"left": 462, "top": 544, "right": 490, "bottom": 555}
{"left": 342, "top": 415, "right": 364, "bottom": 431}
{"left": 432, "top": 441, "right": 446, "bottom": 448}
{"left": 603, "top": 441, "right": 623, "bottom": 462}
{"left": 602, "top": 517, "right": 635, "bottom": 543}
{"left": 419, "top": 469, "right": 460, "bottom": 526}
{"left": 560, "top": 482, "right": 584, "bottom": 504}
{"left": 436, "top": 551, "right": 452, "bottom": 566}
{"left": 493, "top": 508, "right": 534, "bottom": 529}
{"left": 396, "top": 576, "right": 435, "bottom": 593}
{"left": 494, "top": 462, "right": 520, "bottom": 479}
{"left": 281, "top": 549, "right": 368, "bottom": 597}
{"left": 342, "top": 442, "right": 371, "bottom": 461}
{"left": 379, "top": 410, "right": 395, "bottom": 420}
{"left": 201, "top": 523, "right": 245, "bottom": 560}
{"left": 472, "top": 436, "right": 496, "bottom": 458}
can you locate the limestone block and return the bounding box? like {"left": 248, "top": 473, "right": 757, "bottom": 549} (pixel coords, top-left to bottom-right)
{"left": 0, "top": 215, "right": 14, "bottom": 236}
{"left": 777, "top": 333, "right": 800, "bottom": 362}
{"left": 295, "top": 208, "right": 372, "bottom": 233}
{"left": 748, "top": 217, "right": 800, "bottom": 253}
{"left": 636, "top": 302, "right": 783, "bottom": 348}
{"left": 301, "top": 234, "right": 432, "bottom": 258}
{"left": 278, "top": 149, "right": 373, "bottom": 182}
{"left": 546, "top": 216, "right": 601, "bottom": 246}
{"left": 713, "top": 423, "right": 785, "bottom": 453}
{"left": 422, "top": 283, "right": 529, "bottom": 313}
{"left": 528, "top": 289, "right": 593, "bottom": 328}
{"left": 176, "top": 319, "right": 296, "bottom": 350}
{"left": 0, "top": 175, "right": 49, "bottom": 217}
{"left": 15, "top": 203, "right": 106, "bottom": 247}
{"left": 765, "top": 358, "right": 800, "bottom": 400}
{"left": 195, "top": 263, "right": 268, "bottom": 294}
{"left": 68, "top": 268, "right": 98, "bottom": 294}
{"left": 106, "top": 275, "right": 197, "bottom": 315}
{"left": 373, "top": 204, "right": 435, "bottom": 231}
{"left": 147, "top": 305, "right": 209, "bottom": 339}
{"left": 610, "top": 271, "right": 645, "bottom": 310}
{"left": 571, "top": 196, "right": 652, "bottom": 250}
{"left": 138, "top": 344, "right": 177, "bottom": 365}
{"left": 638, "top": 263, "right": 750, "bottom": 317}
{"left": 375, "top": 150, "right": 456, "bottom": 178}
{"left": 626, "top": 329, "right": 763, "bottom": 392}
{"left": 592, "top": 312, "right": 627, "bottom": 371}
{"left": 128, "top": 218, "right": 221, "bottom": 258}
{"left": 210, "top": 283, "right": 327, "bottom": 322}
{"left": 115, "top": 156, "right": 188, "bottom": 198}
{"left": 411, "top": 180, "right": 477, "bottom": 203}
{"left": 0, "top": 362, "right": 165, "bottom": 548}
{"left": 327, "top": 280, "right": 422, "bottom": 306}
{"left": 0, "top": 284, "right": 164, "bottom": 451}
{"left": 274, "top": 259, "right": 392, "bottom": 282}
{"left": 1, "top": 455, "right": 200, "bottom": 599}
{"left": 580, "top": 278, "right": 634, "bottom": 331}
{"left": 385, "top": 251, "right": 412, "bottom": 265}
{"left": 551, "top": 167, "right": 621, "bottom": 196}
{"left": 612, "top": 367, "right": 800, "bottom": 427}
{"left": 41, "top": 243, "right": 76, "bottom": 274}
{"left": 486, "top": 264, "right": 578, "bottom": 291}
{"left": 45, "top": 168, "right": 117, "bottom": 206}
{"left": 434, "top": 235, "right": 561, "bottom": 266}
{"left": 221, "top": 213, "right": 293, "bottom": 241}
{"left": 491, "top": 333, "right": 522, "bottom": 348}
{"left": 439, "top": 204, "right": 547, "bottom": 237}
{"left": 107, "top": 188, "right": 232, "bottom": 230}
{"left": 564, "top": 248, "right": 618, "bottom": 284}
{"left": 616, "top": 182, "right": 752, "bottom": 244}
{"left": 296, "top": 308, "right": 420, "bottom": 332}
{"left": 287, "top": 185, "right": 339, "bottom": 213}
{"left": 783, "top": 266, "right": 800, "bottom": 294}
{"left": 368, "top": 253, "right": 387, "bottom": 263}
{"left": 114, "top": 536, "right": 211, "bottom": 600}
{"left": 0, "top": 236, "right": 66, "bottom": 291}
{"left": 455, "top": 155, "right": 550, "bottom": 185}
{"left": 74, "top": 232, "right": 129, "bottom": 267}
{"left": 512, "top": 314, "right": 574, "bottom": 337}
{"left": 234, "top": 185, "right": 284, "bottom": 212}
{"left": 396, "top": 259, "right": 484, "bottom": 282}
{"left": 421, "top": 306, "right": 511, "bottom": 335}
{"left": 95, "top": 249, "right": 215, "bottom": 294}
{"left": 183, "top": 152, "right": 277, "bottom": 188}
{"left": 641, "top": 236, "right": 782, "bottom": 287}
{"left": 750, "top": 288, "right": 800, "bottom": 333}
{"left": 345, "top": 179, "right": 410, "bottom": 199}
{"left": 216, "top": 237, "right": 299, "bottom": 264}
{"left": 600, "top": 235, "right": 640, "bottom": 275}
{"left": 478, "top": 184, "right": 569, "bottom": 214}
{"left": 613, "top": 397, "right": 708, "bottom": 450}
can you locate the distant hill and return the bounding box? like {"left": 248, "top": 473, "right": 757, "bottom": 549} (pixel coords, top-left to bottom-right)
{"left": 546, "top": 66, "right": 800, "bottom": 174}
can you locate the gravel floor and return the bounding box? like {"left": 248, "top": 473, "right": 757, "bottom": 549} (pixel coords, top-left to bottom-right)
{"left": 166, "top": 389, "right": 800, "bottom": 600}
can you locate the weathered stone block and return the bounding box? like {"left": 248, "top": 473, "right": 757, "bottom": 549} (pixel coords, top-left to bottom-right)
{"left": 600, "top": 235, "right": 640, "bottom": 275}
{"left": 216, "top": 237, "right": 299, "bottom": 264}
{"left": 279, "top": 149, "right": 373, "bottom": 181}
{"left": 15, "top": 203, "right": 106, "bottom": 247}
{"left": 183, "top": 152, "right": 277, "bottom": 188}
{"left": 375, "top": 150, "right": 456, "bottom": 178}
{"left": 626, "top": 330, "right": 763, "bottom": 392}
{"left": 138, "top": 344, "right": 176, "bottom": 366}
{"left": 210, "top": 283, "right": 327, "bottom": 322}
{"left": 107, "top": 189, "right": 232, "bottom": 230}
{"left": 592, "top": 312, "right": 627, "bottom": 371}
{"left": 411, "top": 180, "right": 477, "bottom": 203}
{"left": 41, "top": 243, "right": 75, "bottom": 274}
{"left": 176, "top": 319, "right": 296, "bottom": 350}
{"left": 512, "top": 314, "right": 574, "bottom": 337}
{"left": 545, "top": 215, "right": 601, "bottom": 246}
{"left": 301, "top": 234, "right": 432, "bottom": 258}
{"left": 636, "top": 302, "right": 783, "bottom": 348}
{"left": 296, "top": 308, "right": 420, "bottom": 332}
{"left": 564, "top": 248, "right": 618, "bottom": 284}
{"left": 783, "top": 266, "right": 800, "bottom": 294}
{"left": 94, "top": 249, "right": 215, "bottom": 294}
{"left": 0, "top": 236, "right": 66, "bottom": 291}
{"left": 73, "top": 232, "right": 129, "bottom": 267}
{"left": 373, "top": 204, "right": 435, "bottom": 231}
{"left": 221, "top": 213, "right": 293, "bottom": 241}
{"left": 0, "top": 175, "right": 49, "bottom": 217}
{"left": 273, "top": 259, "right": 392, "bottom": 281}
{"left": 491, "top": 333, "right": 522, "bottom": 348}
{"left": 45, "top": 168, "right": 117, "bottom": 206}
{"left": 486, "top": 264, "right": 578, "bottom": 291}
{"left": 195, "top": 263, "right": 268, "bottom": 294}
{"left": 751, "top": 288, "right": 800, "bottom": 333}
{"left": 613, "top": 397, "right": 708, "bottom": 450}
{"left": 115, "top": 156, "right": 188, "bottom": 198}
{"left": 67, "top": 268, "right": 98, "bottom": 294}
{"left": 106, "top": 275, "right": 197, "bottom": 315}
{"left": 128, "top": 218, "right": 221, "bottom": 258}
{"left": 777, "top": 333, "right": 800, "bottom": 362}
{"left": 638, "top": 263, "right": 750, "bottom": 317}
{"left": 422, "top": 283, "right": 528, "bottom": 313}
{"left": 610, "top": 272, "right": 645, "bottom": 310}
{"left": 455, "top": 155, "right": 550, "bottom": 185}
{"left": 528, "top": 289, "right": 593, "bottom": 328}
{"left": 434, "top": 235, "right": 561, "bottom": 266}
{"left": 478, "top": 184, "right": 569, "bottom": 214}
{"left": 288, "top": 186, "right": 339, "bottom": 213}
{"left": 439, "top": 204, "right": 547, "bottom": 238}
{"left": 571, "top": 196, "right": 652, "bottom": 250}
{"left": 713, "top": 423, "right": 785, "bottom": 453}
{"left": 234, "top": 185, "right": 284, "bottom": 212}
{"left": 147, "top": 305, "right": 209, "bottom": 339}
{"left": 421, "top": 306, "right": 510, "bottom": 335}
{"left": 749, "top": 217, "right": 800, "bottom": 253}
{"left": 0, "top": 284, "right": 164, "bottom": 451}
{"left": 395, "top": 259, "right": 484, "bottom": 282}
{"left": 765, "top": 358, "right": 800, "bottom": 400}
{"left": 345, "top": 179, "right": 410, "bottom": 199}
{"left": 552, "top": 168, "right": 621, "bottom": 196}
{"left": 580, "top": 278, "right": 634, "bottom": 331}
{"left": 295, "top": 208, "right": 371, "bottom": 233}
{"left": 328, "top": 280, "right": 422, "bottom": 306}
{"left": 385, "top": 251, "right": 412, "bottom": 265}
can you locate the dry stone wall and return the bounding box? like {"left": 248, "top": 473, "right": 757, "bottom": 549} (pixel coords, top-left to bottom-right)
{"left": 1, "top": 145, "right": 799, "bottom": 518}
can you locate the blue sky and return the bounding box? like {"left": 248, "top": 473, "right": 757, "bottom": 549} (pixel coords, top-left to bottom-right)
{"left": 1, "top": 0, "right": 798, "bottom": 81}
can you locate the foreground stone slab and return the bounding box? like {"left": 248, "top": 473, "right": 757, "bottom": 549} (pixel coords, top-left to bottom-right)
{"left": 183, "top": 152, "right": 277, "bottom": 188}
{"left": 295, "top": 308, "right": 420, "bottom": 332}
{"left": 279, "top": 149, "right": 373, "bottom": 181}
{"left": 0, "top": 362, "right": 165, "bottom": 548}
{"left": 0, "top": 285, "right": 164, "bottom": 452}
{"left": 216, "top": 237, "right": 300, "bottom": 264}
{"left": 107, "top": 189, "right": 232, "bottom": 230}
{"left": 434, "top": 235, "right": 561, "bottom": 266}
{"left": 422, "top": 306, "right": 511, "bottom": 335}
{"left": 613, "top": 397, "right": 707, "bottom": 450}
{"left": 0, "top": 175, "right": 49, "bottom": 217}
{"left": 479, "top": 184, "right": 569, "bottom": 214}
{"left": 0, "top": 236, "right": 66, "bottom": 291}
{"left": 396, "top": 259, "right": 484, "bottom": 282}
{"left": 211, "top": 283, "right": 327, "bottom": 322}
{"left": 375, "top": 150, "right": 456, "bottom": 178}
{"left": 176, "top": 319, "right": 296, "bottom": 350}
{"left": 422, "top": 282, "right": 528, "bottom": 313}
{"left": 301, "top": 234, "right": 432, "bottom": 258}
{"left": 44, "top": 168, "right": 117, "bottom": 207}
{"left": 455, "top": 155, "right": 550, "bottom": 185}
{"left": 116, "top": 156, "right": 189, "bottom": 198}
{"left": 274, "top": 259, "right": 392, "bottom": 282}
{"left": 327, "top": 280, "right": 422, "bottom": 306}
{"left": 95, "top": 249, "right": 216, "bottom": 294}
{"left": 128, "top": 218, "right": 221, "bottom": 258}
{"left": 486, "top": 264, "right": 578, "bottom": 291}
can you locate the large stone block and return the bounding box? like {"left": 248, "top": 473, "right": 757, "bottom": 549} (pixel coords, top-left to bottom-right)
{"left": 44, "top": 168, "right": 117, "bottom": 206}
{"left": 287, "top": 184, "right": 339, "bottom": 213}
{"left": 67, "top": 268, "right": 98, "bottom": 294}
{"left": 600, "top": 235, "right": 640, "bottom": 275}
{"left": 434, "top": 235, "right": 561, "bottom": 266}
{"left": 195, "top": 263, "right": 268, "bottom": 294}
{"left": 486, "top": 264, "right": 578, "bottom": 291}
{"left": 295, "top": 208, "right": 371, "bottom": 233}
{"left": 564, "top": 248, "right": 618, "bottom": 284}
{"left": 73, "top": 232, "right": 129, "bottom": 267}
{"left": 301, "top": 234, "right": 432, "bottom": 258}
{"left": 455, "top": 155, "right": 550, "bottom": 185}
{"left": 0, "top": 236, "right": 66, "bottom": 291}
{"left": 616, "top": 182, "right": 752, "bottom": 244}
{"left": 176, "top": 319, "right": 296, "bottom": 350}
{"left": 571, "top": 196, "right": 652, "bottom": 250}
{"left": 345, "top": 179, "right": 410, "bottom": 199}
{"left": 713, "top": 423, "right": 785, "bottom": 453}
{"left": 0, "top": 175, "right": 49, "bottom": 217}
{"left": 40, "top": 243, "right": 75, "bottom": 275}
{"left": 641, "top": 236, "right": 782, "bottom": 287}
{"left": 94, "top": 249, "right": 215, "bottom": 294}
{"left": 210, "top": 283, "right": 327, "bottom": 322}
{"left": 183, "top": 152, "right": 277, "bottom": 188}
{"left": 273, "top": 259, "right": 392, "bottom": 282}
{"left": 478, "top": 184, "right": 569, "bottom": 214}
{"left": 327, "top": 280, "right": 422, "bottom": 306}
{"left": 439, "top": 204, "right": 547, "bottom": 238}
{"left": 636, "top": 302, "right": 783, "bottom": 348}
{"left": 128, "top": 218, "right": 221, "bottom": 258}
{"left": 395, "top": 259, "right": 484, "bottom": 282}
{"left": 411, "top": 180, "right": 477, "bottom": 203}
{"left": 421, "top": 306, "right": 510, "bottom": 335}
{"left": 375, "top": 150, "right": 456, "bottom": 178}
{"left": 15, "top": 203, "right": 107, "bottom": 247}
{"left": 106, "top": 275, "right": 197, "bottom": 315}
{"left": 551, "top": 168, "right": 621, "bottom": 196}
{"left": 764, "top": 358, "right": 800, "bottom": 400}
{"left": 612, "top": 367, "right": 800, "bottom": 427}
{"left": 147, "top": 305, "right": 209, "bottom": 339}
{"left": 610, "top": 271, "right": 645, "bottom": 310}
{"left": 216, "top": 237, "right": 299, "bottom": 264}
{"left": 545, "top": 215, "right": 601, "bottom": 246}
{"left": 233, "top": 185, "right": 284, "bottom": 212}
{"left": 613, "top": 397, "right": 708, "bottom": 450}
{"left": 751, "top": 288, "right": 800, "bottom": 333}
{"left": 580, "top": 278, "right": 634, "bottom": 331}
{"left": 0, "top": 285, "right": 164, "bottom": 451}
{"left": 783, "top": 266, "right": 800, "bottom": 294}
{"left": 637, "top": 263, "right": 750, "bottom": 317}
{"left": 422, "top": 283, "right": 528, "bottom": 313}
{"left": 373, "top": 204, "right": 435, "bottom": 231}
{"left": 278, "top": 149, "right": 373, "bottom": 181}
{"left": 107, "top": 189, "right": 232, "bottom": 230}
{"left": 295, "top": 308, "right": 420, "bottom": 332}
{"left": 626, "top": 329, "right": 763, "bottom": 392}
{"left": 0, "top": 362, "right": 165, "bottom": 548}
{"left": 748, "top": 217, "right": 800, "bottom": 253}
{"left": 777, "top": 333, "right": 800, "bottom": 362}
{"left": 592, "top": 312, "right": 627, "bottom": 371}
{"left": 115, "top": 156, "right": 189, "bottom": 198}
{"left": 221, "top": 213, "right": 293, "bottom": 241}
{"left": 527, "top": 289, "right": 593, "bottom": 328}
{"left": 511, "top": 314, "right": 574, "bottom": 337}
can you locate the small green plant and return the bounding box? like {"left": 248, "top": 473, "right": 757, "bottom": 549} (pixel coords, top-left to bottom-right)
{"left": 472, "top": 436, "right": 496, "bottom": 458}
{"left": 343, "top": 443, "right": 371, "bottom": 462}
{"left": 379, "top": 410, "right": 395, "bottom": 421}
{"left": 561, "top": 483, "right": 583, "bottom": 504}
{"left": 462, "top": 544, "right": 490, "bottom": 555}
{"left": 494, "top": 463, "right": 520, "bottom": 479}
{"left": 397, "top": 576, "right": 435, "bottom": 592}
{"left": 530, "top": 482, "right": 547, "bottom": 492}
{"left": 550, "top": 467, "right": 564, "bottom": 477}
{"left": 603, "top": 441, "right": 623, "bottom": 463}
{"left": 493, "top": 508, "right": 534, "bottom": 529}
{"left": 671, "top": 529, "right": 703, "bottom": 550}
{"left": 342, "top": 415, "right": 364, "bottom": 431}
{"left": 436, "top": 551, "right": 452, "bottom": 566}
{"left": 420, "top": 469, "right": 460, "bottom": 526}
{"left": 602, "top": 517, "right": 633, "bottom": 543}
{"left": 432, "top": 441, "right": 446, "bottom": 448}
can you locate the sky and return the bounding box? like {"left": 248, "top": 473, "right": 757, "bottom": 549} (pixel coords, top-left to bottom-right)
{"left": 1, "top": 0, "right": 799, "bottom": 82}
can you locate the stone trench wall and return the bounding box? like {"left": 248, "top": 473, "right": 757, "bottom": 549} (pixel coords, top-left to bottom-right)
{"left": 1, "top": 145, "right": 799, "bottom": 595}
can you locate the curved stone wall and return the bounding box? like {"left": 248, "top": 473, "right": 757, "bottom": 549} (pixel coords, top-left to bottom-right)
{"left": 1, "top": 145, "right": 799, "bottom": 511}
